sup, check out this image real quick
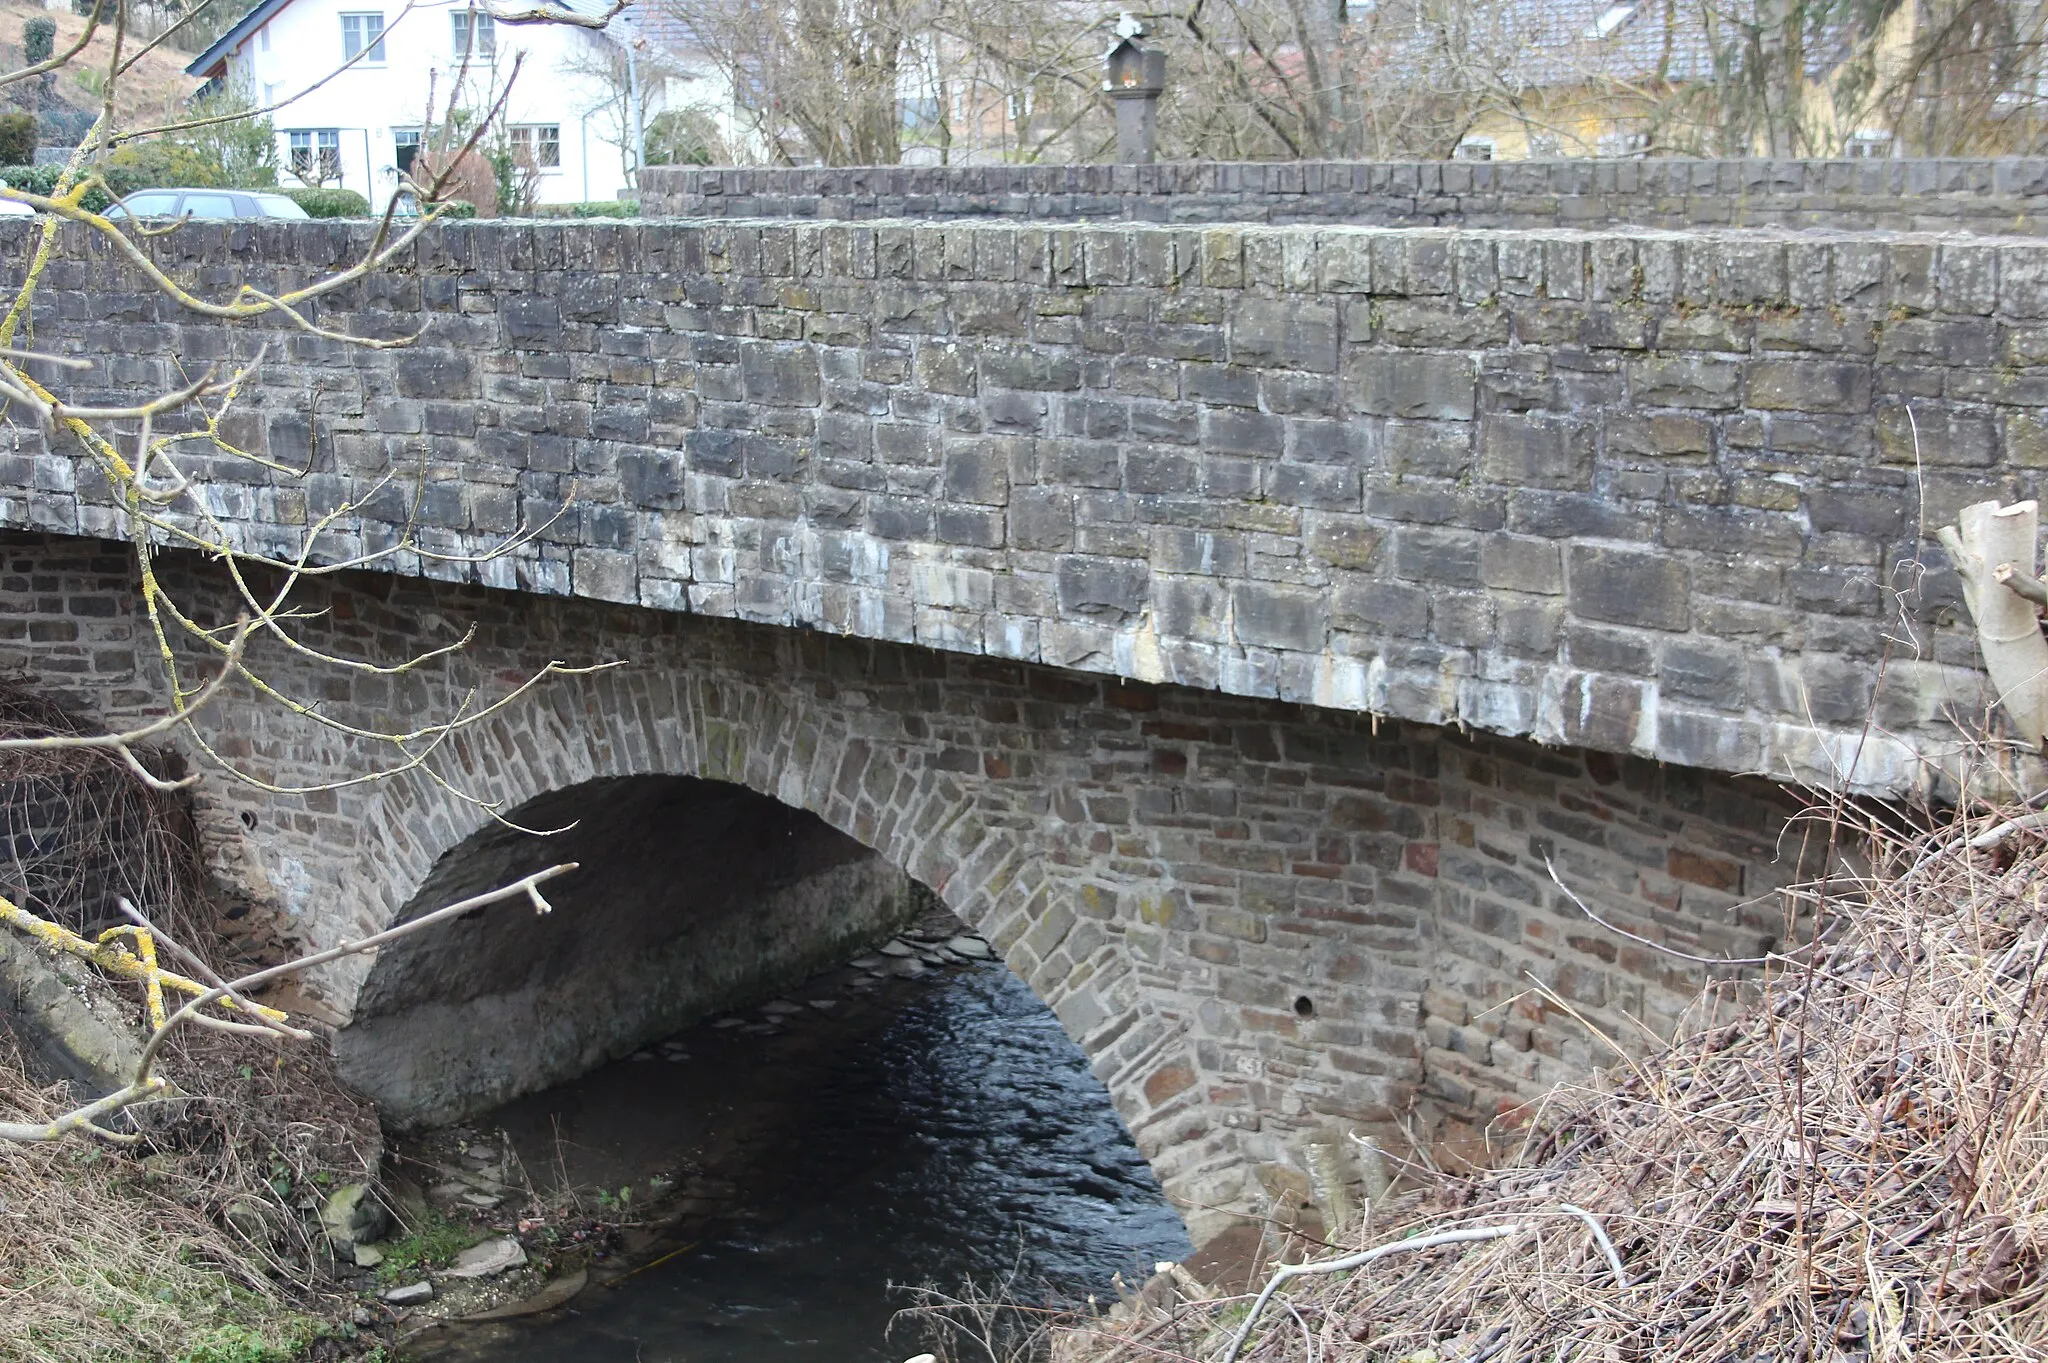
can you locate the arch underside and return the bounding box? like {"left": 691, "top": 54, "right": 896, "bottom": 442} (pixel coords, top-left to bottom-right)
{"left": 335, "top": 774, "right": 939, "bottom": 1128}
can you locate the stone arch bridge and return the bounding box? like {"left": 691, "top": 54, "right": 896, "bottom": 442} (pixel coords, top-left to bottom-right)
{"left": 3, "top": 157, "right": 2041, "bottom": 1234}
{"left": 7, "top": 531, "right": 1809, "bottom": 1235}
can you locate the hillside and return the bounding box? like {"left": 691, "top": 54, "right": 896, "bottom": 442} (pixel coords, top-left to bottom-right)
{"left": 0, "top": 0, "right": 203, "bottom": 148}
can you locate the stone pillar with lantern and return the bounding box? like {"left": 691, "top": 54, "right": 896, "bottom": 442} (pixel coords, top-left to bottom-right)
{"left": 1103, "top": 13, "right": 1165, "bottom": 164}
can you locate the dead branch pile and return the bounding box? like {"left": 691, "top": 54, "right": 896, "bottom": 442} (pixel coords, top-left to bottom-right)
{"left": 1074, "top": 806, "right": 2048, "bottom": 1362}
{"left": 0, "top": 679, "right": 205, "bottom": 946}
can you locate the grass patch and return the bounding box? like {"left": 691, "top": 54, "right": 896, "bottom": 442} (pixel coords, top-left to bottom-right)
{"left": 0, "top": 1138, "right": 326, "bottom": 1363}
{"left": 374, "top": 1207, "right": 481, "bottom": 1284}
{"left": 0, "top": 1034, "right": 348, "bottom": 1363}
{"left": 172, "top": 1316, "right": 325, "bottom": 1363}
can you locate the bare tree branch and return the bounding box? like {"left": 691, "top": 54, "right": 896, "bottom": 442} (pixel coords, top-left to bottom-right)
{"left": 0, "top": 865, "right": 577, "bottom": 1145}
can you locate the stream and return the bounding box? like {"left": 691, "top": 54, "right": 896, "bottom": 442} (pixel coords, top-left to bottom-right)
{"left": 423, "top": 936, "right": 1191, "bottom": 1362}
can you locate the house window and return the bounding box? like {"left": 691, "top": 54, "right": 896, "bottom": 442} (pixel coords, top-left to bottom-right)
{"left": 1528, "top": 132, "right": 1564, "bottom": 157}
{"left": 451, "top": 9, "right": 496, "bottom": 60}
{"left": 1007, "top": 88, "right": 1032, "bottom": 123}
{"left": 287, "top": 128, "right": 342, "bottom": 183}
{"left": 392, "top": 127, "right": 422, "bottom": 174}
{"left": 1454, "top": 137, "right": 1494, "bottom": 161}
{"left": 1846, "top": 129, "right": 1894, "bottom": 158}
{"left": 1596, "top": 129, "right": 1650, "bottom": 157}
{"left": 507, "top": 123, "right": 560, "bottom": 169}
{"left": 341, "top": 11, "right": 385, "bottom": 63}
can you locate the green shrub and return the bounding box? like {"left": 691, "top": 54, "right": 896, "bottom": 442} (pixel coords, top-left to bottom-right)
{"left": 0, "top": 113, "right": 37, "bottom": 168}
{"left": 0, "top": 162, "right": 159, "bottom": 212}
{"left": 173, "top": 1315, "right": 325, "bottom": 1363}
{"left": 97, "top": 87, "right": 274, "bottom": 193}
{"left": 373, "top": 1208, "right": 479, "bottom": 1284}
{"left": 99, "top": 163, "right": 154, "bottom": 201}
{"left": 534, "top": 200, "right": 636, "bottom": 219}
{"left": 282, "top": 187, "right": 369, "bottom": 217}
{"left": 106, "top": 138, "right": 224, "bottom": 187}
{"left": 23, "top": 17, "right": 55, "bottom": 65}
{"left": 181, "top": 83, "right": 276, "bottom": 188}
{"left": 432, "top": 198, "right": 477, "bottom": 219}
{"left": 0, "top": 163, "right": 56, "bottom": 195}
{"left": 0, "top": 163, "right": 110, "bottom": 211}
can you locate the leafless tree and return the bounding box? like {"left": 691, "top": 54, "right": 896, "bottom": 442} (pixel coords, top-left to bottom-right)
{"left": 653, "top": 0, "right": 925, "bottom": 163}
{"left": 0, "top": 0, "right": 620, "bottom": 1149}
{"left": 919, "top": 1, "right": 1113, "bottom": 163}
{"left": 1135, "top": 0, "right": 1534, "bottom": 160}
{"left": 1862, "top": 0, "right": 2048, "bottom": 154}
{"left": 1615, "top": 0, "right": 2048, "bottom": 158}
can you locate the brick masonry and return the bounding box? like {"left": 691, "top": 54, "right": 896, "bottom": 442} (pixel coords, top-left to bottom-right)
{"left": 640, "top": 158, "right": 2048, "bottom": 234}
{"left": 0, "top": 216, "right": 2023, "bottom": 799}
{"left": 4, "top": 530, "right": 1816, "bottom": 1238}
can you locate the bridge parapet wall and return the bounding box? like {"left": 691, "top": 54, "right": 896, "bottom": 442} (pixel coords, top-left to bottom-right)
{"left": 0, "top": 218, "right": 2026, "bottom": 796}
{"left": 641, "top": 158, "right": 2048, "bottom": 234}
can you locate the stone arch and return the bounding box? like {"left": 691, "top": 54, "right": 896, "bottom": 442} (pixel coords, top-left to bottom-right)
{"left": 323, "top": 658, "right": 1069, "bottom": 1004}
{"left": 192, "top": 602, "right": 1216, "bottom": 1230}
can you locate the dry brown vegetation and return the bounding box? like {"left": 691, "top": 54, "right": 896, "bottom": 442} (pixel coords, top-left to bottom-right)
{"left": 0, "top": 687, "right": 386, "bottom": 1363}
{"left": 0, "top": 1023, "right": 378, "bottom": 1363}
{"left": 1064, "top": 797, "right": 2048, "bottom": 1362}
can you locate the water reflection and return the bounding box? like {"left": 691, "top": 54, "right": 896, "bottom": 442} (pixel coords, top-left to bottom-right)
{"left": 466, "top": 962, "right": 1190, "bottom": 1362}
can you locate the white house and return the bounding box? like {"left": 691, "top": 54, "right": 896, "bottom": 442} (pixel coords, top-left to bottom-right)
{"left": 185, "top": 0, "right": 663, "bottom": 206}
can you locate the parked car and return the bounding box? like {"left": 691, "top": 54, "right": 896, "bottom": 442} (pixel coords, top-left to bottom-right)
{"left": 0, "top": 197, "right": 32, "bottom": 216}
{"left": 104, "top": 189, "right": 310, "bottom": 220}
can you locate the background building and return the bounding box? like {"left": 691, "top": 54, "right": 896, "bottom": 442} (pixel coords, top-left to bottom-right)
{"left": 185, "top": 0, "right": 663, "bottom": 206}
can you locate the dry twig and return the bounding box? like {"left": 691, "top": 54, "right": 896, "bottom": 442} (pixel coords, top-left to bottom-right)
{"left": 0, "top": 864, "right": 575, "bottom": 1145}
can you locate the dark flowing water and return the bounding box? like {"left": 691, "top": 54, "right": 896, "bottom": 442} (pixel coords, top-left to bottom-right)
{"left": 444, "top": 958, "right": 1190, "bottom": 1362}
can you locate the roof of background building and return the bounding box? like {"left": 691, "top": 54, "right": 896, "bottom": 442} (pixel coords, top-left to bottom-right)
{"left": 185, "top": 0, "right": 292, "bottom": 77}
{"left": 1486, "top": 0, "right": 1864, "bottom": 89}
{"left": 1497, "top": 0, "right": 1717, "bottom": 85}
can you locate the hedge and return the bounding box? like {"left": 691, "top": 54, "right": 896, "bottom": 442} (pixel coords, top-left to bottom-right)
{"left": 282, "top": 187, "right": 369, "bottom": 218}
{"left": 0, "top": 114, "right": 36, "bottom": 168}
{"left": 0, "top": 164, "right": 117, "bottom": 212}
{"left": 532, "top": 200, "right": 637, "bottom": 219}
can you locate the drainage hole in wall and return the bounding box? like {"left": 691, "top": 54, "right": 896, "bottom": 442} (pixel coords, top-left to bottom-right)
{"left": 1293, "top": 995, "right": 1315, "bottom": 1018}
{"left": 239, "top": 810, "right": 258, "bottom": 831}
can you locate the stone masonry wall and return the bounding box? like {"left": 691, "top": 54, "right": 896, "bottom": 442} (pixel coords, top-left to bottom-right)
{"left": 0, "top": 218, "right": 2017, "bottom": 798}
{"left": 640, "top": 158, "right": 2048, "bottom": 234}
{"left": 1, "top": 531, "right": 1814, "bottom": 1235}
